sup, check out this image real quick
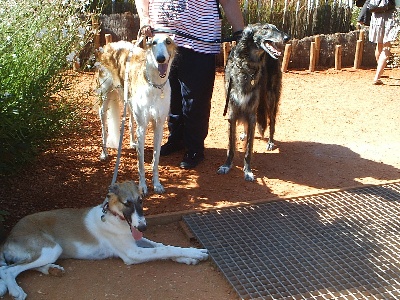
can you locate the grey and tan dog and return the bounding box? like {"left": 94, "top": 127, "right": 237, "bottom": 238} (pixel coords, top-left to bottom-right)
{"left": 217, "top": 23, "right": 290, "bottom": 181}
{"left": 0, "top": 181, "right": 208, "bottom": 300}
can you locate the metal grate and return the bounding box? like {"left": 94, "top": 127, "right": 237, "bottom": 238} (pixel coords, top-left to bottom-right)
{"left": 183, "top": 182, "right": 400, "bottom": 300}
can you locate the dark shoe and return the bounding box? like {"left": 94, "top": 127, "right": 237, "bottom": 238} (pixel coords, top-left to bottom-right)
{"left": 160, "top": 141, "right": 184, "bottom": 156}
{"left": 180, "top": 152, "right": 204, "bottom": 169}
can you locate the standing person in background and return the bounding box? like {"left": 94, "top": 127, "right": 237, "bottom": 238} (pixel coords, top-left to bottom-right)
{"left": 357, "top": 0, "right": 372, "bottom": 28}
{"left": 135, "top": 0, "right": 244, "bottom": 169}
{"left": 368, "top": 0, "right": 399, "bottom": 85}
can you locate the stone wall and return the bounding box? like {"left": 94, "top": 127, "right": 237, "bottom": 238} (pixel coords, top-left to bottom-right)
{"left": 99, "top": 13, "right": 140, "bottom": 45}
{"left": 98, "top": 15, "right": 375, "bottom": 69}
{"left": 287, "top": 29, "right": 376, "bottom": 70}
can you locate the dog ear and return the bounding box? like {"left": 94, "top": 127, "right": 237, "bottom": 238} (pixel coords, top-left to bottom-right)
{"left": 234, "top": 26, "right": 253, "bottom": 54}
{"left": 241, "top": 25, "right": 254, "bottom": 40}
{"left": 108, "top": 183, "right": 119, "bottom": 195}
{"left": 135, "top": 35, "right": 146, "bottom": 49}
{"left": 126, "top": 180, "right": 144, "bottom": 199}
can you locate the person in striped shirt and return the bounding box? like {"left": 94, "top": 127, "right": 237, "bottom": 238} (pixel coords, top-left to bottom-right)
{"left": 135, "top": 0, "right": 244, "bottom": 169}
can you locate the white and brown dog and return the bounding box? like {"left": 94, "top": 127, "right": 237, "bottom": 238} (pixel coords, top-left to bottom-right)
{"left": 96, "top": 34, "right": 177, "bottom": 195}
{"left": 0, "top": 181, "right": 208, "bottom": 300}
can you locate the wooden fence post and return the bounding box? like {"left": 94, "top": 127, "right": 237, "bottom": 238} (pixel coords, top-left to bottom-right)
{"left": 223, "top": 42, "right": 231, "bottom": 67}
{"left": 353, "top": 29, "right": 365, "bottom": 69}
{"left": 359, "top": 29, "right": 365, "bottom": 41}
{"left": 335, "top": 45, "right": 342, "bottom": 70}
{"left": 354, "top": 40, "right": 363, "bottom": 69}
{"left": 281, "top": 43, "right": 292, "bottom": 73}
{"left": 314, "top": 35, "right": 321, "bottom": 66}
{"left": 105, "top": 34, "right": 112, "bottom": 45}
{"left": 309, "top": 42, "right": 316, "bottom": 72}
{"left": 94, "top": 34, "right": 101, "bottom": 50}
{"left": 92, "top": 14, "right": 101, "bottom": 50}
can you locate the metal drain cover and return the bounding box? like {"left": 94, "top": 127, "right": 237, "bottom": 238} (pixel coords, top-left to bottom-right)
{"left": 183, "top": 183, "right": 400, "bottom": 299}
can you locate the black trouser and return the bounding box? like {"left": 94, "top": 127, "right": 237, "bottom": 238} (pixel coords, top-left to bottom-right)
{"left": 167, "top": 47, "right": 216, "bottom": 154}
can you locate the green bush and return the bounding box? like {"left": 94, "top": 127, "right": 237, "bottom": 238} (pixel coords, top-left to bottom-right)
{"left": 0, "top": 0, "right": 95, "bottom": 175}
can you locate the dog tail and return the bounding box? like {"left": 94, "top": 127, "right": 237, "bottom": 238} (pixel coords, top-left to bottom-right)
{"left": 106, "top": 91, "right": 121, "bottom": 149}
{"left": 223, "top": 77, "right": 232, "bottom": 116}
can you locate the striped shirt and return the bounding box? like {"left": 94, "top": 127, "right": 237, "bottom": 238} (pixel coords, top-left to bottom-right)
{"left": 148, "top": 0, "right": 222, "bottom": 54}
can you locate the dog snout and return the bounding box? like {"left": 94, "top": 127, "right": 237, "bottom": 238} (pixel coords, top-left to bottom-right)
{"left": 156, "top": 54, "right": 166, "bottom": 64}
{"left": 137, "top": 219, "right": 147, "bottom": 232}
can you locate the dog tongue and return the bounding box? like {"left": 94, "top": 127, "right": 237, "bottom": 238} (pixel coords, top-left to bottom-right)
{"left": 158, "top": 63, "right": 168, "bottom": 78}
{"left": 131, "top": 226, "right": 143, "bottom": 241}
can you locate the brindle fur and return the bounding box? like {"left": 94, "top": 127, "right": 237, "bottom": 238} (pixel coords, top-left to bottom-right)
{"left": 217, "top": 23, "right": 290, "bottom": 181}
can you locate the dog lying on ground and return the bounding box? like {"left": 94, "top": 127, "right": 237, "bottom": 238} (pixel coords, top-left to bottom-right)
{"left": 217, "top": 23, "right": 290, "bottom": 181}
{"left": 96, "top": 34, "right": 177, "bottom": 195}
{"left": 0, "top": 181, "right": 208, "bottom": 300}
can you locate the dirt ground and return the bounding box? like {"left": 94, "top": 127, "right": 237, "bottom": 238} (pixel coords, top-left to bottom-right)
{"left": 1, "top": 66, "right": 400, "bottom": 299}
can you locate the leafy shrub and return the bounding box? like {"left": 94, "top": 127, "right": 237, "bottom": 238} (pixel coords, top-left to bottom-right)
{"left": 0, "top": 0, "right": 95, "bottom": 175}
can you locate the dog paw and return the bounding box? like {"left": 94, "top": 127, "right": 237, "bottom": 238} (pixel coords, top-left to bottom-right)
{"left": 174, "top": 257, "right": 202, "bottom": 265}
{"left": 139, "top": 184, "right": 148, "bottom": 196}
{"left": 100, "top": 151, "right": 108, "bottom": 161}
{"left": 266, "top": 141, "right": 275, "bottom": 151}
{"left": 130, "top": 141, "right": 137, "bottom": 149}
{"left": 177, "top": 248, "right": 209, "bottom": 265}
{"left": 36, "top": 263, "right": 65, "bottom": 276}
{"left": 153, "top": 183, "right": 165, "bottom": 194}
{"left": 9, "top": 286, "right": 27, "bottom": 300}
{"left": 244, "top": 171, "right": 255, "bottom": 181}
{"left": 217, "top": 165, "right": 231, "bottom": 175}
{"left": 174, "top": 251, "right": 208, "bottom": 265}
{"left": 48, "top": 265, "right": 65, "bottom": 277}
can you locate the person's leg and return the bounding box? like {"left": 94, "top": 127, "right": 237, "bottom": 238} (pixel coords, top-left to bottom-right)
{"left": 374, "top": 42, "right": 391, "bottom": 84}
{"left": 178, "top": 48, "right": 216, "bottom": 168}
{"left": 160, "top": 52, "right": 185, "bottom": 155}
{"left": 375, "top": 42, "right": 382, "bottom": 62}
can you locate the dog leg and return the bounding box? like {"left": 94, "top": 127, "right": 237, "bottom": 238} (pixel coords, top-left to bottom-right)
{"left": 136, "top": 123, "right": 148, "bottom": 196}
{"left": 217, "top": 118, "right": 236, "bottom": 175}
{"left": 128, "top": 110, "right": 137, "bottom": 150}
{"left": 266, "top": 94, "right": 278, "bottom": 151}
{"left": 244, "top": 119, "right": 256, "bottom": 181}
{"left": 151, "top": 120, "right": 165, "bottom": 194}
{"left": 124, "top": 244, "right": 209, "bottom": 265}
{"left": 0, "top": 245, "right": 62, "bottom": 300}
{"left": 99, "top": 94, "right": 109, "bottom": 160}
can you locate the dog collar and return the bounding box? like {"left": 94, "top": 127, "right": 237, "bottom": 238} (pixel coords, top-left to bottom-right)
{"left": 101, "top": 202, "right": 125, "bottom": 222}
{"left": 143, "top": 71, "right": 168, "bottom": 99}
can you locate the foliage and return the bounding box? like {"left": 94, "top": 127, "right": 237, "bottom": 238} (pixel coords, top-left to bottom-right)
{"left": 222, "top": 0, "right": 354, "bottom": 39}
{"left": 92, "top": 0, "right": 136, "bottom": 14}
{"left": 0, "top": 0, "right": 96, "bottom": 175}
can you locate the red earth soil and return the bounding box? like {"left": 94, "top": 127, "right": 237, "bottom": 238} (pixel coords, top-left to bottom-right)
{"left": 0, "top": 66, "right": 399, "bottom": 299}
